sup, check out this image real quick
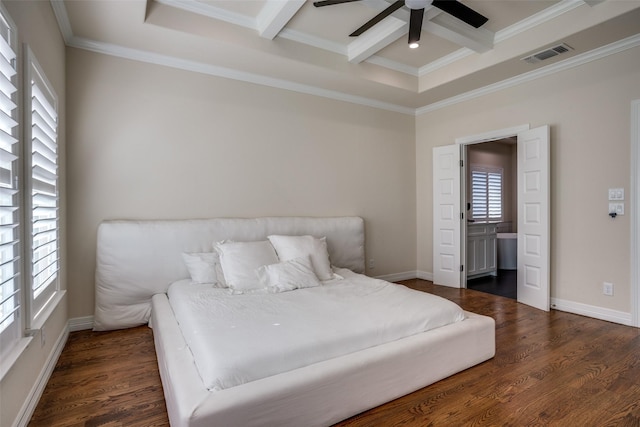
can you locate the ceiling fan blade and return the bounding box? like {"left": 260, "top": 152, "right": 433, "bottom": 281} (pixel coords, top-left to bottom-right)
{"left": 350, "top": 0, "right": 405, "bottom": 37}
{"left": 314, "top": 0, "right": 361, "bottom": 7}
{"left": 408, "top": 8, "right": 424, "bottom": 44}
{"left": 431, "top": 0, "right": 488, "bottom": 28}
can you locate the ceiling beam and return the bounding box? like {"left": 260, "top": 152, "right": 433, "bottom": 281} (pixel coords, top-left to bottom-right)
{"left": 257, "top": 0, "right": 306, "bottom": 40}
{"left": 348, "top": 18, "right": 407, "bottom": 63}
{"left": 423, "top": 13, "right": 494, "bottom": 53}
{"left": 342, "top": 0, "right": 407, "bottom": 63}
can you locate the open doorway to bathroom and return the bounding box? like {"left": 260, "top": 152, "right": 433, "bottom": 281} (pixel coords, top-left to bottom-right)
{"left": 465, "top": 138, "right": 517, "bottom": 299}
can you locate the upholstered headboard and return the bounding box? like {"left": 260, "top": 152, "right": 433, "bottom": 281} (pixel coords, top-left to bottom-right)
{"left": 94, "top": 217, "right": 365, "bottom": 331}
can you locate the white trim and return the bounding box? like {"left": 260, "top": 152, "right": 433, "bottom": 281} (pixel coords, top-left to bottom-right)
{"left": 155, "top": 0, "right": 256, "bottom": 29}
{"left": 416, "top": 270, "right": 434, "bottom": 281}
{"left": 417, "top": 34, "right": 640, "bottom": 115}
{"left": 29, "top": 292, "right": 65, "bottom": 332}
{"left": 144, "top": 0, "right": 585, "bottom": 77}
{"left": 278, "top": 28, "right": 346, "bottom": 55}
{"left": 68, "top": 315, "right": 94, "bottom": 331}
{"left": 631, "top": 99, "right": 640, "bottom": 327}
{"left": 366, "top": 55, "right": 419, "bottom": 77}
{"left": 12, "top": 324, "right": 68, "bottom": 427}
{"left": 456, "top": 125, "right": 530, "bottom": 145}
{"left": 493, "top": 0, "right": 584, "bottom": 44}
{"left": 374, "top": 271, "right": 419, "bottom": 283}
{"left": 257, "top": 0, "right": 306, "bottom": 40}
{"left": 454, "top": 125, "right": 529, "bottom": 291}
{"left": 49, "top": 0, "right": 73, "bottom": 43}
{"left": 418, "top": 48, "right": 472, "bottom": 77}
{"left": 50, "top": 0, "right": 640, "bottom": 116}
{"left": 551, "top": 298, "right": 633, "bottom": 326}
{"left": 65, "top": 36, "right": 415, "bottom": 116}
{"left": 416, "top": 0, "right": 585, "bottom": 78}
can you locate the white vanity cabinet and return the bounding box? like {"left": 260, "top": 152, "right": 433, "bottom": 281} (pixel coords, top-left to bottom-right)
{"left": 467, "top": 223, "right": 497, "bottom": 278}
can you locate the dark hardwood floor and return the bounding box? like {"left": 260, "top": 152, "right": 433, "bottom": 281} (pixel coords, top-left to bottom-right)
{"left": 467, "top": 269, "right": 517, "bottom": 299}
{"left": 28, "top": 279, "right": 640, "bottom": 426}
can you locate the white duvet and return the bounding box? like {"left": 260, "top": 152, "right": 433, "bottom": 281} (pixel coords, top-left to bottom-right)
{"left": 167, "top": 269, "right": 465, "bottom": 391}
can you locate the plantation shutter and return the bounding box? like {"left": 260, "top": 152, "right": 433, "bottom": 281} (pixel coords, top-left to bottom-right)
{"left": 471, "top": 167, "right": 502, "bottom": 221}
{"left": 0, "top": 8, "right": 20, "bottom": 351}
{"left": 27, "top": 50, "right": 59, "bottom": 320}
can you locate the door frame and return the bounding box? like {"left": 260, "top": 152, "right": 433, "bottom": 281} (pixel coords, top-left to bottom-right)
{"left": 456, "top": 125, "right": 530, "bottom": 288}
{"left": 632, "top": 100, "right": 640, "bottom": 327}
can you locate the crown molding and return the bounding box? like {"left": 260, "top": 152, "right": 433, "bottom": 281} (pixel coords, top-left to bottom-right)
{"left": 50, "top": 0, "right": 73, "bottom": 43}
{"left": 156, "top": 0, "right": 256, "bottom": 29}
{"left": 50, "top": 0, "right": 640, "bottom": 116}
{"left": 278, "top": 28, "right": 346, "bottom": 55}
{"left": 416, "top": 33, "right": 640, "bottom": 115}
{"left": 365, "top": 55, "right": 419, "bottom": 76}
{"left": 416, "top": 0, "right": 585, "bottom": 78}
{"left": 494, "top": 0, "right": 584, "bottom": 44}
{"left": 418, "top": 47, "right": 472, "bottom": 76}
{"left": 66, "top": 35, "right": 415, "bottom": 115}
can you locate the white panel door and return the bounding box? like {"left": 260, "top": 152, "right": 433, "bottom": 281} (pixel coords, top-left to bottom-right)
{"left": 433, "top": 145, "right": 461, "bottom": 287}
{"left": 517, "top": 126, "right": 550, "bottom": 311}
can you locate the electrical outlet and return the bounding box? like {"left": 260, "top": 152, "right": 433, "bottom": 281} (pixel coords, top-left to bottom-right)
{"left": 368, "top": 258, "right": 375, "bottom": 269}
{"left": 603, "top": 282, "right": 614, "bottom": 296}
{"left": 609, "top": 203, "right": 625, "bottom": 215}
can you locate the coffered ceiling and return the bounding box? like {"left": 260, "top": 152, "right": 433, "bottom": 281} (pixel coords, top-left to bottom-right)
{"left": 53, "top": 0, "right": 640, "bottom": 113}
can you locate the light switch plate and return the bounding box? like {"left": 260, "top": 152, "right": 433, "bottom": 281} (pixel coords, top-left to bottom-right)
{"left": 608, "top": 188, "right": 624, "bottom": 200}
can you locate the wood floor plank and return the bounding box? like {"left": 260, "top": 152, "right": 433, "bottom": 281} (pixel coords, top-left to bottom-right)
{"left": 28, "top": 279, "right": 640, "bottom": 426}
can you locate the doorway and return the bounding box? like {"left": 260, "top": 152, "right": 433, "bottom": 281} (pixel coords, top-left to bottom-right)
{"left": 433, "top": 125, "right": 550, "bottom": 311}
{"left": 464, "top": 138, "right": 518, "bottom": 299}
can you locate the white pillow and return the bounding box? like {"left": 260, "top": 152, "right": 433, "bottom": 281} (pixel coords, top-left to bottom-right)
{"left": 182, "top": 252, "right": 225, "bottom": 286}
{"left": 257, "top": 256, "right": 322, "bottom": 293}
{"left": 268, "top": 235, "right": 333, "bottom": 280}
{"left": 214, "top": 240, "right": 279, "bottom": 291}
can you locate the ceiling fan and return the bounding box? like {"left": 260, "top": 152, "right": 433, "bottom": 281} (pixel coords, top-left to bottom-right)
{"left": 313, "top": 0, "right": 488, "bottom": 48}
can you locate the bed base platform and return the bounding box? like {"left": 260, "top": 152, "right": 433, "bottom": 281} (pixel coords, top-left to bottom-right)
{"left": 151, "top": 293, "right": 495, "bottom": 427}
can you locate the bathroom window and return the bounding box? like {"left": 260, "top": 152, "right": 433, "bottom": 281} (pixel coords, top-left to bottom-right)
{"left": 471, "top": 166, "right": 502, "bottom": 221}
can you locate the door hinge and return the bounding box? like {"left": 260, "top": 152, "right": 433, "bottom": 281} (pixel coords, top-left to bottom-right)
{"left": 461, "top": 212, "right": 464, "bottom": 220}
{"left": 460, "top": 159, "right": 464, "bottom": 167}
{"left": 460, "top": 265, "right": 464, "bottom": 272}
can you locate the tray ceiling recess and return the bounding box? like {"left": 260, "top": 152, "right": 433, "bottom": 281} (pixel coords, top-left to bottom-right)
{"left": 53, "top": 0, "right": 640, "bottom": 112}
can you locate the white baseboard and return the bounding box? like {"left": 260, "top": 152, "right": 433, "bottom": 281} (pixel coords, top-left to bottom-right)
{"left": 377, "top": 272, "right": 633, "bottom": 327}
{"left": 416, "top": 270, "right": 433, "bottom": 281}
{"left": 372, "top": 270, "right": 433, "bottom": 282}
{"left": 14, "top": 316, "right": 93, "bottom": 427}
{"left": 374, "top": 271, "right": 419, "bottom": 282}
{"left": 14, "top": 325, "right": 69, "bottom": 427}
{"left": 68, "top": 316, "right": 94, "bottom": 331}
{"left": 551, "top": 298, "right": 633, "bottom": 326}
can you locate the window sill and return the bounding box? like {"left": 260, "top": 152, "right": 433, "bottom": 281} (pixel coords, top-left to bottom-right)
{"left": 0, "top": 289, "right": 66, "bottom": 382}
{"left": 31, "top": 290, "right": 66, "bottom": 331}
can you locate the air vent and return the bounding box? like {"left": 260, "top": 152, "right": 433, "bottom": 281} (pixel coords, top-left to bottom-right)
{"left": 521, "top": 43, "right": 573, "bottom": 64}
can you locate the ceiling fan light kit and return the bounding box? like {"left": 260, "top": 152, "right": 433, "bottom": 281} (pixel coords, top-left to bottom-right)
{"left": 314, "top": 0, "right": 489, "bottom": 47}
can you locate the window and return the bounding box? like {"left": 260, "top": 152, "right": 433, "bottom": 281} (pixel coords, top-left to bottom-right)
{"left": 25, "top": 47, "right": 59, "bottom": 324}
{"left": 471, "top": 166, "right": 503, "bottom": 221}
{"left": 0, "top": 5, "right": 20, "bottom": 358}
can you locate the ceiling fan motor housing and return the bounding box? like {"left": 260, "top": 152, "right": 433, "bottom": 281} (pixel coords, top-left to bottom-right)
{"left": 405, "top": 0, "right": 431, "bottom": 10}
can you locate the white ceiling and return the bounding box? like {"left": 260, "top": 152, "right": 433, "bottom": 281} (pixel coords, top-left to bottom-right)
{"left": 54, "top": 0, "right": 640, "bottom": 114}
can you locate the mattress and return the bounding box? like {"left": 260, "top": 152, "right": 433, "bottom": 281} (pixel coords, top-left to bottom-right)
{"left": 167, "top": 268, "right": 466, "bottom": 391}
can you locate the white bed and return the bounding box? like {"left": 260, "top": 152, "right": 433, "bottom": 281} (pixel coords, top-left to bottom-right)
{"left": 94, "top": 217, "right": 495, "bottom": 427}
